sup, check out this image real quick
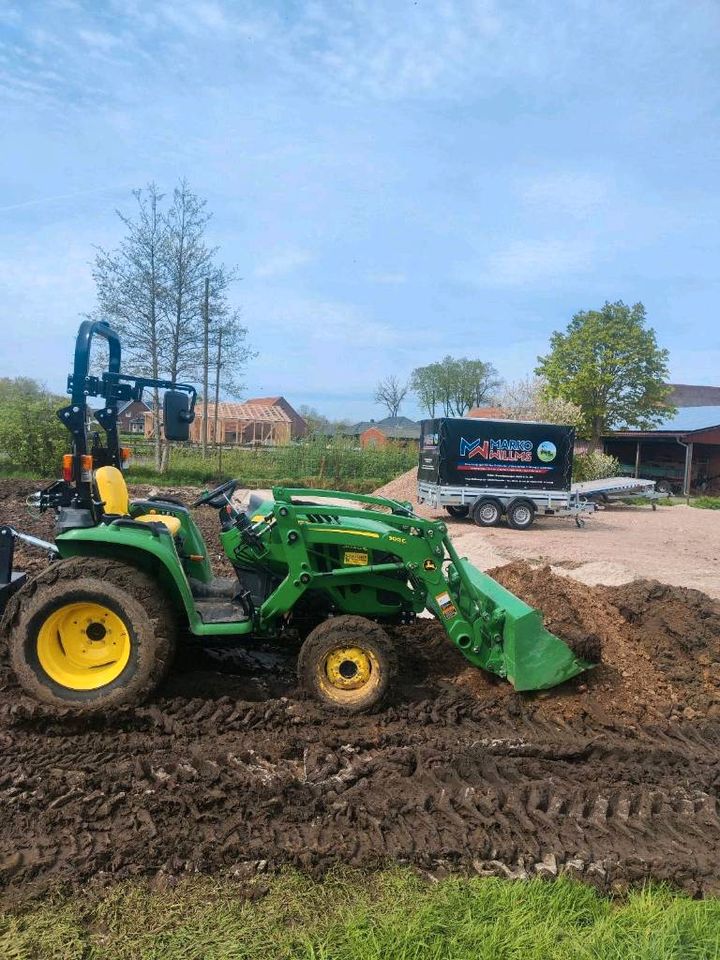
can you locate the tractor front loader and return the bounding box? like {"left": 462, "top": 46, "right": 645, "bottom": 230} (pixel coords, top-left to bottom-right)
{"left": 0, "top": 321, "right": 597, "bottom": 715}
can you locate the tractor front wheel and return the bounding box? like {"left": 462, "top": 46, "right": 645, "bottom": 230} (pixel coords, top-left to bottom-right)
{"left": 298, "top": 615, "right": 397, "bottom": 714}
{"left": 3, "top": 558, "right": 176, "bottom": 714}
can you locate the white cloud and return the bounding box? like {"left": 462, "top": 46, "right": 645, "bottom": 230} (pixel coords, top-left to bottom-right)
{"left": 77, "top": 29, "right": 122, "bottom": 52}
{"left": 254, "top": 249, "right": 313, "bottom": 279}
{"left": 475, "top": 237, "right": 594, "bottom": 287}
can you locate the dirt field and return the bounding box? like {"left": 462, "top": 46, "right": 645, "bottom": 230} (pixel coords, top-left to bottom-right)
{"left": 375, "top": 469, "right": 720, "bottom": 599}
{"left": 1, "top": 478, "right": 720, "bottom": 904}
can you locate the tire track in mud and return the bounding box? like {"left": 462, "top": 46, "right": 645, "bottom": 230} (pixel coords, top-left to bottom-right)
{"left": 1, "top": 686, "right": 719, "bottom": 902}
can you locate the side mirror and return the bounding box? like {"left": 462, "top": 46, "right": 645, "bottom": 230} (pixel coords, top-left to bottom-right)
{"left": 163, "top": 391, "right": 194, "bottom": 441}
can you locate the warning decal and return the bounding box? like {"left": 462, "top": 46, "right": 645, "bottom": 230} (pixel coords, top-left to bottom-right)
{"left": 343, "top": 550, "right": 369, "bottom": 566}
{"left": 435, "top": 590, "right": 457, "bottom": 619}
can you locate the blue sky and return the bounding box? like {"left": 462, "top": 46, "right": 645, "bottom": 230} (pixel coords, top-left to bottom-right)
{"left": 1, "top": 0, "right": 719, "bottom": 421}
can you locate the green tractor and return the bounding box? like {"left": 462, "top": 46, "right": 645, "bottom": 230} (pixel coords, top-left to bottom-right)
{"left": 0, "top": 321, "right": 597, "bottom": 715}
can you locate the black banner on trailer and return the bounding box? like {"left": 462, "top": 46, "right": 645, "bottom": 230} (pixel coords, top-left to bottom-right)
{"left": 419, "top": 418, "right": 575, "bottom": 492}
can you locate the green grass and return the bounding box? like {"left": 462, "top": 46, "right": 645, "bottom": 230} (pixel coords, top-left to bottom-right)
{"left": 690, "top": 496, "right": 720, "bottom": 510}
{"left": 2, "top": 870, "right": 719, "bottom": 960}
{"left": 124, "top": 438, "right": 417, "bottom": 491}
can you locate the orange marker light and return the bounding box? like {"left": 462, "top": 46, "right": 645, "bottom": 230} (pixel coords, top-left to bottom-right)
{"left": 62, "top": 454, "right": 73, "bottom": 482}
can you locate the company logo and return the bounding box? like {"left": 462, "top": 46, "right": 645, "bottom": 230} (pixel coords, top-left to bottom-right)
{"left": 537, "top": 441, "right": 557, "bottom": 462}
{"left": 460, "top": 437, "right": 534, "bottom": 462}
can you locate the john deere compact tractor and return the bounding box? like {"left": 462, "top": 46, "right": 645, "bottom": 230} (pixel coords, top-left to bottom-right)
{"left": 0, "top": 321, "right": 597, "bottom": 715}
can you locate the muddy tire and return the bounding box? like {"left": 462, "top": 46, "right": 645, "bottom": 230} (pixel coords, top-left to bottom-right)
{"left": 446, "top": 505, "right": 470, "bottom": 519}
{"left": 2, "top": 557, "right": 177, "bottom": 714}
{"left": 298, "top": 615, "right": 397, "bottom": 714}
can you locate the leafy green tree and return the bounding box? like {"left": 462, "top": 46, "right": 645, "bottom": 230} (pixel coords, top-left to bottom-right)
{"left": 536, "top": 301, "right": 672, "bottom": 448}
{"left": 411, "top": 357, "right": 500, "bottom": 417}
{"left": 0, "top": 379, "right": 67, "bottom": 476}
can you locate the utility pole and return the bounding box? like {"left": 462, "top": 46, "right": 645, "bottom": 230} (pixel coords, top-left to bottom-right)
{"left": 202, "top": 277, "right": 210, "bottom": 458}
{"left": 214, "top": 325, "right": 223, "bottom": 473}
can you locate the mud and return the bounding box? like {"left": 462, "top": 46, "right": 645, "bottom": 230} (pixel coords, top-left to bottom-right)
{"left": 1, "top": 480, "right": 720, "bottom": 903}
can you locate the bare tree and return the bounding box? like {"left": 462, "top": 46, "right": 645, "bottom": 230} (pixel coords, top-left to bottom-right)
{"left": 374, "top": 376, "right": 408, "bottom": 419}
{"left": 92, "top": 180, "right": 254, "bottom": 473}
{"left": 92, "top": 184, "right": 168, "bottom": 470}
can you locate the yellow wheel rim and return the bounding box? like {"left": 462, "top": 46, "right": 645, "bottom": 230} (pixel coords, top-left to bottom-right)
{"left": 36, "top": 601, "right": 131, "bottom": 691}
{"left": 318, "top": 645, "right": 381, "bottom": 704}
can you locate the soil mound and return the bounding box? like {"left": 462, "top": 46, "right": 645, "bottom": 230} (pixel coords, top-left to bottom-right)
{"left": 486, "top": 561, "right": 720, "bottom": 722}
{"left": 373, "top": 468, "right": 418, "bottom": 503}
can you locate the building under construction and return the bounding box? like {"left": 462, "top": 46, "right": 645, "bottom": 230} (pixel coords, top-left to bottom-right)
{"left": 146, "top": 396, "right": 307, "bottom": 446}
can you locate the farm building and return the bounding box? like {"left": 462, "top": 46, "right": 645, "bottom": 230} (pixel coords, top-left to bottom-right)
{"left": 146, "top": 396, "right": 306, "bottom": 445}
{"left": 603, "top": 384, "right": 720, "bottom": 495}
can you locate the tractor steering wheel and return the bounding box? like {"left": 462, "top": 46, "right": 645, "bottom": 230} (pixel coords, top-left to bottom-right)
{"left": 191, "top": 479, "right": 238, "bottom": 508}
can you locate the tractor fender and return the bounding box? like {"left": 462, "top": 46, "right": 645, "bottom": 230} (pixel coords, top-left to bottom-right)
{"left": 54, "top": 524, "right": 197, "bottom": 628}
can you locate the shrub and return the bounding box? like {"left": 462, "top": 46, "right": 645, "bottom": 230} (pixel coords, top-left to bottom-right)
{"left": 0, "top": 388, "right": 67, "bottom": 476}
{"left": 572, "top": 450, "right": 619, "bottom": 482}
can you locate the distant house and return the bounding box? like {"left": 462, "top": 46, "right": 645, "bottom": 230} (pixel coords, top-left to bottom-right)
{"left": 118, "top": 399, "right": 151, "bottom": 434}
{"left": 146, "top": 395, "right": 306, "bottom": 445}
{"left": 351, "top": 416, "right": 421, "bottom": 448}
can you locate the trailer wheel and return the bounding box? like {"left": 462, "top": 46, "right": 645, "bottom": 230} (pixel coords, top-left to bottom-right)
{"left": 656, "top": 480, "right": 673, "bottom": 496}
{"left": 471, "top": 498, "right": 503, "bottom": 527}
{"left": 298, "top": 615, "right": 396, "bottom": 714}
{"left": 446, "top": 505, "right": 469, "bottom": 519}
{"left": 506, "top": 499, "right": 535, "bottom": 530}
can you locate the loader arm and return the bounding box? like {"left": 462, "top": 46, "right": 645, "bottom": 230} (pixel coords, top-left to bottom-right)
{"left": 227, "top": 488, "right": 595, "bottom": 691}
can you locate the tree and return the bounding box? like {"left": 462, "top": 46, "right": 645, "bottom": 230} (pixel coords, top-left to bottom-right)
{"left": 298, "top": 406, "right": 351, "bottom": 438}
{"left": 410, "top": 357, "right": 501, "bottom": 417}
{"left": 92, "top": 184, "right": 168, "bottom": 470}
{"left": 92, "top": 181, "right": 254, "bottom": 471}
{"left": 500, "top": 376, "right": 583, "bottom": 427}
{"left": 0, "top": 379, "right": 67, "bottom": 475}
{"left": 374, "top": 376, "right": 408, "bottom": 418}
{"left": 536, "top": 301, "right": 673, "bottom": 449}
{"left": 409, "top": 365, "right": 438, "bottom": 417}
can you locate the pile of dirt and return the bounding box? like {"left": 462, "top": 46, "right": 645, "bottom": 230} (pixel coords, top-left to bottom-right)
{"left": 374, "top": 468, "right": 436, "bottom": 516}
{"left": 485, "top": 561, "right": 720, "bottom": 722}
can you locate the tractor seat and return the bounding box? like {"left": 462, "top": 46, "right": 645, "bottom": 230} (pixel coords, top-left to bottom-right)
{"left": 94, "top": 466, "right": 182, "bottom": 536}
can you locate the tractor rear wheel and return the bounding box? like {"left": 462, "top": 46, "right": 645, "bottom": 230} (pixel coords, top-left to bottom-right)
{"left": 298, "top": 615, "right": 397, "bottom": 714}
{"left": 3, "top": 557, "right": 176, "bottom": 714}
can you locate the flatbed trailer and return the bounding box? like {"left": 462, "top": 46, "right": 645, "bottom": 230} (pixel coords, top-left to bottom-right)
{"left": 417, "top": 479, "right": 596, "bottom": 528}
{"left": 572, "top": 476, "right": 660, "bottom": 506}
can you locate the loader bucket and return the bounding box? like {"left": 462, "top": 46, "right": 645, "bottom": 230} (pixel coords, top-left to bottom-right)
{"left": 455, "top": 560, "right": 596, "bottom": 691}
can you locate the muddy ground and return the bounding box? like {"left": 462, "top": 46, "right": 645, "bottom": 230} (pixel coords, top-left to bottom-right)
{"left": 1, "top": 478, "right": 720, "bottom": 903}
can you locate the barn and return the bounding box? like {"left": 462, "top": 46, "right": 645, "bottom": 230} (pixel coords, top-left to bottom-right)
{"left": 603, "top": 385, "right": 720, "bottom": 495}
